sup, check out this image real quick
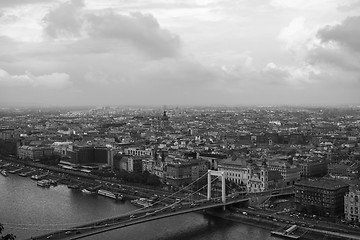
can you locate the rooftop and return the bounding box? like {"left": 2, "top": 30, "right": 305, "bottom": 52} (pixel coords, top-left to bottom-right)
{"left": 218, "top": 157, "right": 247, "bottom": 167}
{"left": 295, "top": 179, "right": 349, "bottom": 190}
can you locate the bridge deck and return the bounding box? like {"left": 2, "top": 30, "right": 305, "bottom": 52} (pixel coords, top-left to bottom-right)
{"left": 28, "top": 197, "right": 250, "bottom": 240}
{"left": 29, "top": 189, "right": 294, "bottom": 240}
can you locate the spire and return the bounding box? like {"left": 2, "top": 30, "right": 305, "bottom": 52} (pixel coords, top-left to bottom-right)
{"left": 261, "top": 159, "right": 267, "bottom": 168}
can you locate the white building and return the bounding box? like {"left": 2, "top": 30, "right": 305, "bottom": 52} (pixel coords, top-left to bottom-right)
{"left": 345, "top": 186, "right": 360, "bottom": 223}
{"left": 218, "top": 158, "right": 248, "bottom": 185}
{"left": 18, "top": 145, "right": 54, "bottom": 160}
{"left": 51, "top": 142, "right": 73, "bottom": 157}
{"left": 247, "top": 161, "right": 268, "bottom": 193}
{"left": 124, "top": 147, "right": 153, "bottom": 157}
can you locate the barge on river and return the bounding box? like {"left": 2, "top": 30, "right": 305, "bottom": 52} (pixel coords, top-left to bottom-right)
{"left": 97, "top": 189, "right": 123, "bottom": 200}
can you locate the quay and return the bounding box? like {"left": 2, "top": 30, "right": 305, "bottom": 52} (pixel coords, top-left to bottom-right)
{"left": 271, "top": 225, "right": 302, "bottom": 239}
{"left": 205, "top": 210, "right": 360, "bottom": 240}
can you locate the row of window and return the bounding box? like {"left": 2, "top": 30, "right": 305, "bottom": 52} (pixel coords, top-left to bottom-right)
{"left": 345, "top": 206, "right": 359, "bottom": 214}
{"left": 346, "top": 195, "right": 359, "bottom": 202}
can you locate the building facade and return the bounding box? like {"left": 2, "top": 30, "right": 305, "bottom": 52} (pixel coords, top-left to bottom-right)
{"left": 268, "top": 161, "right": 301, "bottom": 185}
{"left": 247, "top": 161, "right": 270, "bottom": 193}
{"left": 68, "top": 145, "right": 111, "bottom": 165}
{"left": 299, "top": 160, "right": 328, "bottom": 178}
{"left": 166, "top": 159, "right": 208, "bottom": 187}
{"left": 294, "top": 179, "right": 349, "bottom": 217}
{"left": 52, "top": 142, "right": 73, "bottom": 157}
{"left": 217, "top": 158, "right": 248, "bottom": 185}
{"left": 344, "top": 186, "right": 360, "bottom": 223}
{"left": 18, "top": 145, "right": 54, "bottom": 160}
{"left": 218, "top": 158, "right": 282, "bottom": 192}
{"left": 124, "top": 147, "right": 153, "bottom": 157}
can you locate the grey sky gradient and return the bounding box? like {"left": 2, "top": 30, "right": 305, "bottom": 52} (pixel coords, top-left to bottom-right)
{"left": 0, "top": 0, "right": 359, "bottom": 106}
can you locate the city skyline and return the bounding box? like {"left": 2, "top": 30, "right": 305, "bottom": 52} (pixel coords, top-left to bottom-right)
{"left": 0, "top": 0, "right": 360, "bottom": 107}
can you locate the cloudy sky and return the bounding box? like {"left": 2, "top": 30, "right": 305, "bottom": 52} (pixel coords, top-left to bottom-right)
{"left": 0, "top": 0, "right": 359, "bottom": 107}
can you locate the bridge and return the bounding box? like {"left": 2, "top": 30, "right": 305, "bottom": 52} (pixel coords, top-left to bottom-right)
{"left": 28, "top": 170, "right": 293, "bottom": 240}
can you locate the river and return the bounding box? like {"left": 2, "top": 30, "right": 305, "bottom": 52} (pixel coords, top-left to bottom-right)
{"left": 0, "top": 174, "right": 280, "bottom": 240}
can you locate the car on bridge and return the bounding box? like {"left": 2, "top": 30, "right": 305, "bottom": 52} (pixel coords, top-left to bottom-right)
{"left": 190, "top": 202, "right": 199, "bottom": 208}
{"left": 146, "top": 212, "right": 156, "bottom": 216}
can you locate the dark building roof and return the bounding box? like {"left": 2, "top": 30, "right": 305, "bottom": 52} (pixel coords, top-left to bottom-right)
{"left": 295, "top": 179, "right": 349, "bottom": 190}
{"left": 268, "top": 170, "right": 282, "bottom": 181}
{"left": 218, "top": 157, "right": 247, "bottom": 167}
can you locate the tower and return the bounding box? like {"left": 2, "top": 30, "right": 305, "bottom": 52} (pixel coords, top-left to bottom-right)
{"left": 260, "top": 160, "right": 268, "bottom": 191}
{"left": 160, "top": 111, "right": 170, "bottom": 130}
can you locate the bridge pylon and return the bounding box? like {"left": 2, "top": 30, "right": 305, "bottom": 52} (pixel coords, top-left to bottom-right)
{"left": 207, "top": 170, "right": 226, "bottom": 204}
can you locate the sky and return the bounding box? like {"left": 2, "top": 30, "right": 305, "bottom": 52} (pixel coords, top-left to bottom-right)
{"left": 0, "top": 0, "right": 360, "bottom": 107}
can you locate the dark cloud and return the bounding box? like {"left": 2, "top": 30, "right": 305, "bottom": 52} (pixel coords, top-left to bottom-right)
{"left": 42, "top": 0, "right": 180, "bottom": 58}
{"left": 317, "top": 16, "right": 360, "bottom": 52}
{"left": 308, "top": 16, "right": 360, "bottom": 74}
{"left": 86, "top": 12, "right": 180, "bottom": 58}
{"left": 308, "top": 46, "right": 360, "bottom": 71}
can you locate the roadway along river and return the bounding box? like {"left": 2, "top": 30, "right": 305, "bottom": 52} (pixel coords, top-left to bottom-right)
{"left": 0, "top": 174, "right": 280, "bottom": 240}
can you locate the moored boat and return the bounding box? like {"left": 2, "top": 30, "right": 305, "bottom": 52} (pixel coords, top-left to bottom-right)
{"left": 8, "top": 168, "right": 22, "bottom": 174}
{"left": 37, "top": 180, "right": 51, "bottom": 187}
{"left": 1, "top": 170, "right": 8, "bottom": 177}
{"left": 81, "top": 189, "right": 94, "bottom": 194}
{"left": 97, "top": 189, "right": 123, "bottom": 200}
{"left": 31, "top": 173, "right": 48, "bottom": 180}
{"left": 31, "top": 175, "right": 40, "bottom": 180}
{"left": 19, "top": 170, "right": 36, "bottom": 177}
{"left": 130, "top": 198, "right": 154, "bottom": 208}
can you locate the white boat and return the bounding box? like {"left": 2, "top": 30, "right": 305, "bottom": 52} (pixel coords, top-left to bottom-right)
{"left": 31, "top": 173, "right": 48, "bottom": 180}
{"left": 130, "top": 198, "right": 153, "bottom": 208}
{"left": 81, "top": 189, "right": 93, "bottom": 194}
{"left": 1, "top": 170, "right": 8, "bottom": 177}
{"left": 31, "top": 175, "right": 41, "bottom": 180}
{"left": 97, "top": 189, "right": 123, "bottom": 200}
{"left": 37, "top": 180, "right": 51, "bottom": 187}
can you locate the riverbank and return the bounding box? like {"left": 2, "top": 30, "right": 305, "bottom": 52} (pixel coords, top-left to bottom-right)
{"left": 0, "top": 155, "right": 180, "bottom": 202}
{"left": 204, "top": 209, "right": 360, "bottom": 240}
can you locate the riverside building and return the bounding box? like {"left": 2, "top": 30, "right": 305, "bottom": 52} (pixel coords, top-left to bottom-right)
{"left": 344, "top": 185, "right": 360, "bottom": 223}
{"left": 295, "top": 179, "right": 349, "bottom": 217}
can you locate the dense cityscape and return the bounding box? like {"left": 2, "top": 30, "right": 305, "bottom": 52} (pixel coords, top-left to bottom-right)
{"left": 1, "top": 0, "right": 360, "bottom": 239}
{"left": 0, "top": 105, "right": 360, "bottom": 239}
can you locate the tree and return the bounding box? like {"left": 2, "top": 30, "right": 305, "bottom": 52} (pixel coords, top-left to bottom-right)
{"left": 0, "top": 223, "right": 16, "bottom": 240}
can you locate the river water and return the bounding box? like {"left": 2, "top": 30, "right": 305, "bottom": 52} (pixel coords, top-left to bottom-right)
{"left": 0, "top": 174, "right": 279, "bottom": 240}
